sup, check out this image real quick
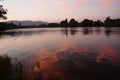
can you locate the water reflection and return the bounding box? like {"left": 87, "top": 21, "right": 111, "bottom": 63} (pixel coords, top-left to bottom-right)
{"left": 24, "top": 40, "right": 120, "bottom": 80}
{"left": 26, "top": 44, "right": 120, "bottom": 80}
{"left": 0, "top": 27, "right": 120, "bottom": 38}
{"left": 0, "top": 29, "right": 47, "bottom": 37}
{"left": 0, "top": 27, "right": 120, "bottom": 80}
{"left": 106, "top": 27, "right": 120, "bottom": 37}
{"left": 82, "top": 27, "right": 94, "bottom": 35}
{"left": 60, "top": 27, "right": 120, "bottom": 37}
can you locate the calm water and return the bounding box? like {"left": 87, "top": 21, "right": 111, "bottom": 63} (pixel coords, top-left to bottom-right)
{"left": 0, "top": 27, "right": 120, "bottom": 80}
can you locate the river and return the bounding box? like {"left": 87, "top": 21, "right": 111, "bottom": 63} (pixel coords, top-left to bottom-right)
{"left": 0, "top": 27, "right": 120, "bottom": 80}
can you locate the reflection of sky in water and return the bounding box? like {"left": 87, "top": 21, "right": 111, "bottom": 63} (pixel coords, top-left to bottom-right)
{"left": 0, "top": 27, "right": 120, "bottom": 80}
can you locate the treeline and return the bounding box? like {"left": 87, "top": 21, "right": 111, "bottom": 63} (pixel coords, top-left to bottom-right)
{"left": 0, "top": 17, "right": 120, "bottom": 31}
{"left": 0, "top": 22, "right": 41, "bottom": 31}
{"left": 43, "top": 17, "right": 120, "bottom": 27}
{"left": 0, "top": 22, "right": 18, "bottom": 31}
{"left": 1, "top": 5, "right": 120, "bottom": 31}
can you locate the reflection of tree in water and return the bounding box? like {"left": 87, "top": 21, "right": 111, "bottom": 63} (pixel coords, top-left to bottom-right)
{"left": 69, "top": 28, "right": 78, "bottom": 36}
{"left": 0, "top": 31, "right": 24, "bottom": 37}
{"left": 61, "top": 28, "right": 78, "bottom": 36}
{"left": 0, "top": 30, "right": 46, "bottom": 38}
{"left": 104, "top": 27, "right": 120, "bottom": 37}
{"left": 95, "top": 27, "right": 102, "bottom": 35}
{"left": 82, "top": 27, "right": 93, "bottom": 35}
{"left": 61, "top": 28, "right": 68, "bottom": 36}
{"left": 81, "top": 27, "right": 120, "bottom": 36}
{"left": 105, "top": 27, "right": 112, "bottom": 37}
{"left": 0, "top": 27, "right": 120, "bottom": 38}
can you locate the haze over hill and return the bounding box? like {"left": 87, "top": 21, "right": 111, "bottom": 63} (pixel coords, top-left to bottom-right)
{"left": 2, "top": 20, "right": 49, "bottom": 26}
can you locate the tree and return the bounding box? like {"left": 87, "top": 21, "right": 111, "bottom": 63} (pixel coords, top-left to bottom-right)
{"left": 60, "top": 19, "right": 68, "bottom": 27}
{"left": 69, "top": 18, "right": 78, "bottom": 27}
{"left": 80, "top": 19, "right": 94, "bottom": 27}
{"left": 104, "top": 17, "right": 120, "bottom": 27}
{"left": 0, "top": 5, "right": 7, "bottom": 20}
{"left": 106, "top": 17, "right": 111, "bottom": 21}
{"left": 47, "top": 23, "right": 60, "bottom": 27}
{"left": 93, "top": 20, "right": 103, "bottom": 26}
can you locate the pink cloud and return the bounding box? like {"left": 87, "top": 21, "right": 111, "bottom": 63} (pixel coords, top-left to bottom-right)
{"left": 35, "top": 0, "right": 47, "bottom": 4}
{"left": 100, "top": 0, "right": 118, "bottom": 7}
{"left": 32, "top": 0, "right": 119, "bottom": 11}
{"left": 52, "top": 0, "right": 70, "bottom": 12}
{"left": 52, "top": 0, "right": 89, "bottom": 12}
{"left": 34, "top": 0, "right": 118, "bottom": 12}
{"left": 34, "top": 0, "right": 89, "bottom": 12}
{"left": 72, "top": 0, "right": 89, "bottom": 9}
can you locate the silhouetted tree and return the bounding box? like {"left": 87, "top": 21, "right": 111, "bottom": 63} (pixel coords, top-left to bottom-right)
{"left": 104, "top": 17, "right": 120, "bottom": 27}
{"left": 0, "top": 5, "right": 7, "bottom": 20}
{"left": 80, "top": 19, "right": 94, "bottom": 27}
{"left": 69, "top": 18, "right": 79, "bottom": 27}
{"left": 104, "top": 17, "right": 112, "bottom": 27}
{"left": 39, "top": 24, "right": 47, "bottom": 27}
{"left": 94, "top": 20, "right": 103, "bottom": 26}
{"left": 47, "top": 23, "right": 60, "bottom": 27}
{"left": 114, "top": 19, "right": 120, "bottom": 26}
{"left": 0, "top": 22, "right": 18, "bottom": 31}
{"left": 60, "top": 19, "right": 68, "bottom": 27}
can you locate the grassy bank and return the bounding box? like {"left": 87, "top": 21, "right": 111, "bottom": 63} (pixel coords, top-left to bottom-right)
{"left": 0, "top": 55, "right": 25, "bottom": 80}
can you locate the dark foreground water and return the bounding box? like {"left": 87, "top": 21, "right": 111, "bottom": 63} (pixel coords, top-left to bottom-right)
{"left": 0, "top": 27, "right": 120, "bottom": 80}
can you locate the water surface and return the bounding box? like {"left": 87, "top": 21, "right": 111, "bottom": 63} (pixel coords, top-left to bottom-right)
{"left": 0, "top": 27, "right": 120, "bottom": 80}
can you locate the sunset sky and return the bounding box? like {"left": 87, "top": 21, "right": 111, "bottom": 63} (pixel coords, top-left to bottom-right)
{"left": 1, "top": 0, "right": 120, "bottom": 22}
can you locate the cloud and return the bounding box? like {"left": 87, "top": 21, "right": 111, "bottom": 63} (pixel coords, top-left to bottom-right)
{"left": 100, "top": 0, "right": 118, "bottom": 7}
{"left": 34, "top": 0, "right": 89, "bottom": 12}
{"left": 51, "top": 0, "right": 70, "bottom": 12}
{"left": 72, "top": 0, "right": 89, "bottom": 9}
{"left": 33, "top": 0, "right": 118, "bottom": 12}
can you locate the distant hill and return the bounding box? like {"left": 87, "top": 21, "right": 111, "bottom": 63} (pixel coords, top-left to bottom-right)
{"left": 2, "top": 20, "right": 49, "bottom": 26}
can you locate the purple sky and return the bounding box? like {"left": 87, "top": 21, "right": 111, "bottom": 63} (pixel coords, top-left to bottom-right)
{"left": 1, "top": 0, "right": 120, "bottom": 22}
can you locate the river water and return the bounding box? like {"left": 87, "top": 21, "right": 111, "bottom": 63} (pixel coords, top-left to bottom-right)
{"left": 0, "top": 27, "right": 120, "bottom": 80}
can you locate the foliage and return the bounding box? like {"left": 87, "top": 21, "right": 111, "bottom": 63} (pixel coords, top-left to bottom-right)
{"left": 69, "top": 18, "right": 78, "bottom": 27}
{"left": 0, "top": 17, "right": 120, "bottom": 31}
{"left": 47, "top": 23, "right": 60, "bottom": 27}
{"left": 60, "top": 19, "right": 68, "bottom": 27}
{"left": 80, "top": 19, "right": 94, "bottom": 27}
{"left": 0, "top": 22, "right": 18, "bottom": 31}
{"left": 0, "top": 5, "right": 7, "bottom": 20}
{"left": 93, "top": 20, "right": 103, "bottom": 26}
{"left": 104, "top": 17, "right": 120, "bottom": 27}
{"left": 0, "top": 55, "right": 25, "bottom": 80}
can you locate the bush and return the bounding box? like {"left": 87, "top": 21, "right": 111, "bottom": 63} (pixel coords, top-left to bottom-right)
{"left": 0, "top": 55, "right": 25, "bottom": 80}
